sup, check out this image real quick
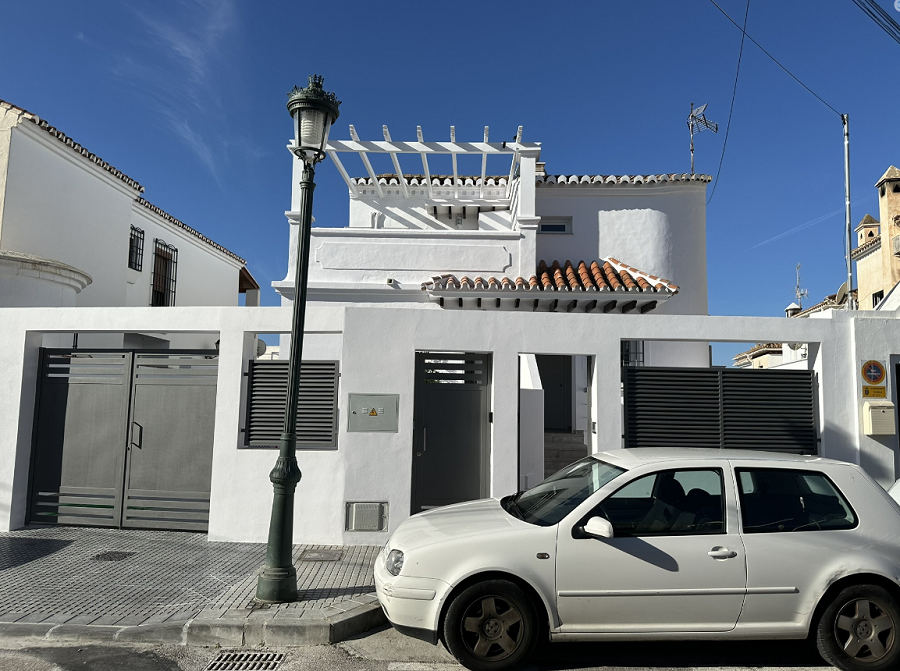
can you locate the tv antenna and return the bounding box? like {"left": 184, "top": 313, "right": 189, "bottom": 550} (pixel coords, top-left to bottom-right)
{"left": 687, "top": 102, "right": 718, "bottom": 175}
{"left": 795, "top": 263, "right": 809, "bottom": 308}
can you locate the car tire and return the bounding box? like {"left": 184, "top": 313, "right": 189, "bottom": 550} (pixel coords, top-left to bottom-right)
{"left": 443, "top": 579, "right": 538, "bottom": 671}
{"left": 816, "top": 584, "right": 900, "bottom": 671}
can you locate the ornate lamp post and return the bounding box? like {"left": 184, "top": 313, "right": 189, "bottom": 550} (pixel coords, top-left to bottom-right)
{"left": 256, "top": 75, "right": 340, "bottom": 603}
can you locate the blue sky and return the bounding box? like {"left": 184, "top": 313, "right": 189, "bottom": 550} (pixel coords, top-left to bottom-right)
{"left": 2, "top": 1, "right": 899, "bottom": 364}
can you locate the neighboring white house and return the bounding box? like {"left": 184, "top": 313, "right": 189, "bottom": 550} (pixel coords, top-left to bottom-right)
{"left": 0, "top": 99, "right": 257, "bottom": 349}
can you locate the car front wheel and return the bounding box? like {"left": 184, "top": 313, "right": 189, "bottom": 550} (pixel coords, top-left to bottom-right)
{"left": 443, "top": 579, "right": 538, "bottom": 671}
{"left": 817, "top": 584, "right": 900, "bottom": 671}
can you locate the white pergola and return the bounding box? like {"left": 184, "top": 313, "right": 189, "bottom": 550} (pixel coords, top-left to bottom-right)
{"left": 324, "top": 125, "right": 541, "bottom": 202}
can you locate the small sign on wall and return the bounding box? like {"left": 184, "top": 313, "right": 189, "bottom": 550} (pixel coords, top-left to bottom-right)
{"left": 863, "top": 386, "right": 887, "bottom": 398}
{"left": 348, "top": 394, "right": 399, "bottom": 432}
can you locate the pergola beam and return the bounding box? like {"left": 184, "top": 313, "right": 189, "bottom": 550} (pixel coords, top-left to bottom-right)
{"left": 326, "top": 150, "right": 358, "bottom": 197}
{"left": 349, "top": 125, "right": 383, "bottom": 198}
{"left": 383, "top": 125, "right": 408, "bottom": 198}
{"left": 480, "top": 126, "right": 489, "bottom": 199}
{"left": 325, "top": 140, "right": 536, "bottom": 155}
{"left": 416, "top": 126, "right": 433, "bottom": 199}
{"left": 450, "top": 126, "right": 459, "bottom": 199}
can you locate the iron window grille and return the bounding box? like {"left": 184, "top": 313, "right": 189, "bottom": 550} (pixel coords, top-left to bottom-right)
{"left": 128, "top": 226, "right": 145, "bottom": 271}
{"left": 151, "top": 239, "right": 178, "bottom": 306}
{"left": 873, "top": 290, "right": 885, "bottom": 309}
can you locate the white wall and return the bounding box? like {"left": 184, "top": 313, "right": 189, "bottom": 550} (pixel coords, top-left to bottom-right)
{"left": 518, "top": 354, "right": 544, "bottom": 490}
{"left": 0, "top": 124, "right": 138, "bottom": 307}
{"left": 3, "top": 304, "right": 896, "bottom": 544}
{"left": 128, "top": 204, "right": 242, "bottom": 308}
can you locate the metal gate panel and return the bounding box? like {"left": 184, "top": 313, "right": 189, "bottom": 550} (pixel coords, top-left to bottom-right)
{"left": 122, "top": 353, "right": 218, "bottom": 531}
{"left": 623, "top": 366, "right": 818, "bottom": 454}
{"left": 28, "top": 352, "right": 131, "bottom": 527}
{"left": 412, "top": 352, "right": 491, "bottom": 513}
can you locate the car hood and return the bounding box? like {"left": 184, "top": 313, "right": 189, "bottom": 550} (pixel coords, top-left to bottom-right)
{"left": 389, "top": 498, "right": 523, "bottom": 551}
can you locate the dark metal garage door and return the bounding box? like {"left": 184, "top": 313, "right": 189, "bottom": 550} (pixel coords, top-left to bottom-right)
{"left": 27, "top": 349, "right": 218, "bottom": 532}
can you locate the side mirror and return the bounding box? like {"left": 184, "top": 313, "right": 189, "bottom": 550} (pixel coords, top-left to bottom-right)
{"left": 583, "top": 516, "right": 614, "bottom": 539}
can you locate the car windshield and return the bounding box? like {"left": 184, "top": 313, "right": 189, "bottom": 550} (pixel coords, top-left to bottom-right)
{"left": 504, "top": 457, "right": 626, "bottom": 527}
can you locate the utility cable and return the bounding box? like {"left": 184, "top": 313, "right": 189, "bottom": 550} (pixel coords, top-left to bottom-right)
{"left": 707, "top": 0, "right": 750, "bottom": 205}
{"left": 850, "top": 0, "right": 900, "bottom": 46}
{"left": 707, "top": 0, "right": 842, "bottom": 117}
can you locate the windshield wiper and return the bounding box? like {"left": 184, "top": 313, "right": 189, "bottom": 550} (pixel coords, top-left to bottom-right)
{"left": 503, "top": 491, "right": 526, "bottom": 520}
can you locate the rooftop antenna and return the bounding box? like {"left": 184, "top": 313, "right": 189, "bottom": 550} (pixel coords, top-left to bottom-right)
{"left": 687, "top": 102, "right": 718, "bottom": 175}
{"left": 794, "top": 263, "right": 809, "bottom": 308}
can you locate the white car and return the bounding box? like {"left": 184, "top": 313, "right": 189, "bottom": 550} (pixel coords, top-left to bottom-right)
{"left": 375, "top": 449, "right": 900, "bottom": 671}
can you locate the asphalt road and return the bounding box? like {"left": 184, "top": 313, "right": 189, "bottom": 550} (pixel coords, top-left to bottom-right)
{"left": 0, "top": 624, "right": 831, "bottom": 671}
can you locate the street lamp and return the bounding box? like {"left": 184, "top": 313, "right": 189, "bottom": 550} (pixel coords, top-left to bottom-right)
{"left": 256, "top": 75, "right": 340, "bottom": 603}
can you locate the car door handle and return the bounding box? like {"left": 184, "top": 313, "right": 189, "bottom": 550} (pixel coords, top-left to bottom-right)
{"left": 708, "top": 547, "right": 737, "bottom": 559}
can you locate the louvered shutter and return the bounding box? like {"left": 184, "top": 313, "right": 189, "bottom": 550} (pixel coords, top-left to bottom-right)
{"left": 245, "top": 360, "right": 339, "bottom": 448}
{"left": 623, "top": 367, "right": 817, "bottom": 454}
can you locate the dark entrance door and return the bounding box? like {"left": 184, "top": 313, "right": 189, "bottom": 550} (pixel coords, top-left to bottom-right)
{"left": 28, "top": 349, "right": 218, "bottom": 532}
{"left": 411, "top": 352, "right": 491, "bottom": 514}
{"left": 536, "top": 355, "right": 572, "bottom": 431}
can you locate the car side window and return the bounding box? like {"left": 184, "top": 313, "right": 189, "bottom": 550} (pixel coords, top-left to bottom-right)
{"left": 736, "top": 468, "right": 857, "bottom": 533}
{"left": 596, "top": 469, "right": 725, "bottom": 537}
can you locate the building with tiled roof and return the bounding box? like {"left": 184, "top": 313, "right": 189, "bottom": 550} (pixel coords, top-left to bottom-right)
{"left": 272, "top": 125, "right": 712, "bottom": 494}
{"left": 0, "top": 99, "right": 257, "bottom": 347}
{"left": 852, "top": 166, "right": 900, "bottom": 311}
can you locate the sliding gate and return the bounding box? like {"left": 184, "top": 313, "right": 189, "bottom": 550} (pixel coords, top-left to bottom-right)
{"left": 28, "top": 349, "right": 218, "bottom": 532}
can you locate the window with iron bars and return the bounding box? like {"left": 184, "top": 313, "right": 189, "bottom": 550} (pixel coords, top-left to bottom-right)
{"left": 128, "top": 226, "right": 145, "bottom": 271}
{"left": 621, "top": 340, "right": 645, "bottom": 367}
{"left": 150, "top": 239, "right": 178, "bottom": 306}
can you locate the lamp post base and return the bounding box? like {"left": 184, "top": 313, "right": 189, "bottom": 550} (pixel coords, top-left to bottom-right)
{"left": 256, "top": 565, "right": 298, "bottom": 603}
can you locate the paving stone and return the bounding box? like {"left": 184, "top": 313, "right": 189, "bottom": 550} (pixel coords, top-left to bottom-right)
{"left": 0, "top": 528, "right": 382, "bottom": 646}
{"left": 16, "top": 612, "right": 53, "bottom": 624}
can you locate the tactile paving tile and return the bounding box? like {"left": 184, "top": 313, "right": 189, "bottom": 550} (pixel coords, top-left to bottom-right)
{"left": 0, "top": 527, "right": 265, "bottom": 623}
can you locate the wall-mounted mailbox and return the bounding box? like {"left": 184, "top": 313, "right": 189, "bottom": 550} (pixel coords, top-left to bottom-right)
{"left": 348, "top": 393, "right": 399, "bottom": 432}
{"left": 863, "top": 400, "right": 896, "bottom": 436}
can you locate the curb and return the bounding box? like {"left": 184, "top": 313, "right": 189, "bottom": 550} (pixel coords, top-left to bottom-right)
{"left": 0, "top": 602, "right": 386, "bottom": 647}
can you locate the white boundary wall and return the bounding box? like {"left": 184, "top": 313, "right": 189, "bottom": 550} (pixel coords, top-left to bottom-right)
{"left": 1, "top": 305, "right": 898, "bottom": 544}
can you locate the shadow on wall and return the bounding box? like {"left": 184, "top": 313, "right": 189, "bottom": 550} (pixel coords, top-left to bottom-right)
{"left": 860, "top": 434, "right": 898, "bottom": 487}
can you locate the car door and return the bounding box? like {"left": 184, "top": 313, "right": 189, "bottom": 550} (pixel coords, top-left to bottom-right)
{"left": 733, "top": 464, "right": 860, "bottom": 632}
{"left": 555, "top": 466, "right": 747, "bottom": 633}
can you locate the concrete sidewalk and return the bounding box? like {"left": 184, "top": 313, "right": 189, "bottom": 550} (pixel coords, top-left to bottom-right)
{"left": 0, "top": 527, "right": 385, "bottom": 646}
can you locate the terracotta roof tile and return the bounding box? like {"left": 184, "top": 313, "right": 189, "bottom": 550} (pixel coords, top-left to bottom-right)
{"left": 137, "top": 198, "right": 246, "bottom": 265}
{"left": 537, "top": 174, "right": 711, "bottom": 187}
{"left": 422, "top": 258, "right": 678, "bottom": 294}
{"left": 851, "top": 234, "right": 881, "bottom": 261}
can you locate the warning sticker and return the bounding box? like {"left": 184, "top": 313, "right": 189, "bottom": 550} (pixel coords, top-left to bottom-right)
{"left": 369, "top": 408, "right": 378, "bottom": 416}
{"left": 863, "top": 386, "right": 887, "bottom": 398}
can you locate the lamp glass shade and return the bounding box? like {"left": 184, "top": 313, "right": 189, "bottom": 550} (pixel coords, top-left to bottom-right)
{"left": 297, "top": 108, "right": 327, "bottom": 151}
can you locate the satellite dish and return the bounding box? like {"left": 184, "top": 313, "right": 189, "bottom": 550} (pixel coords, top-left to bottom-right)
{"left": 835, "top": 280, "right": 849, "bottom": 306}
{"left": 691, "top": 103, "right": 708, "bottom": 117}
{"left": 256, "top": 338, "right": 268, "bottom": 358}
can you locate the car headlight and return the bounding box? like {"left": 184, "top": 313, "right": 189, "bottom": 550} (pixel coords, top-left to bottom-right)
{"left": 385, "top": 549, "right": 404, "bottom": 576}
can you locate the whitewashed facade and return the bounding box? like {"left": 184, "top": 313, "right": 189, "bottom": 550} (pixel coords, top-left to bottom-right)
{"left": 0, "top": 99, "right": 250, "bottom": 348}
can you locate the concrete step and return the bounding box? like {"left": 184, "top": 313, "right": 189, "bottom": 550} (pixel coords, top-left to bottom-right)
{"left": 543, "top": 430, "right": 586, "bottom": 445}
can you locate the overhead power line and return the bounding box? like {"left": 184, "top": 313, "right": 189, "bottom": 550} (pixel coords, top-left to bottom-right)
{"left": 850, "top": 0, "right": 900, "bottom": 46}
{"left": 707, "top": 0, "right": 842, "bottom": 117}
{"left": 707, "top": 0, "right": 750, "bottom": 205}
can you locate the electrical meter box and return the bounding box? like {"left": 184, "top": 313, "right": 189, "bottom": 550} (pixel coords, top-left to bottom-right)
{"left": 863, "top": 400, "right": 896, "bottom": 436}
{"left": 348, "top": 394, "right": 399, "bottom": 432}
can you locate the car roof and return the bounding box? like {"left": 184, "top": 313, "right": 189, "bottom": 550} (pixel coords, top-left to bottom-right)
{"left": 592, "top": 448, "right": 841, "bottom": 470}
